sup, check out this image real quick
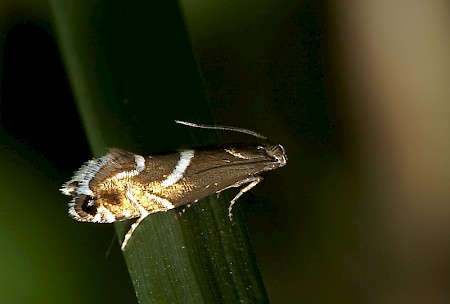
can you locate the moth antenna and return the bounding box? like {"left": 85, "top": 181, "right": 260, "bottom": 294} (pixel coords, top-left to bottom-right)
{"left": 175, "top": 120, "right": 267, "bottom": 140}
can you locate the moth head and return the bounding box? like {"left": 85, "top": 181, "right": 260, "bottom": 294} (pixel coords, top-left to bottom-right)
{"left": 263, "top": 144, "right": 287, "bottom": 169}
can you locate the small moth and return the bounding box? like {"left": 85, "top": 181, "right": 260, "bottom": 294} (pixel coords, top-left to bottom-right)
{"left": 60, "top": 120, "right": 287, "bottom": 250}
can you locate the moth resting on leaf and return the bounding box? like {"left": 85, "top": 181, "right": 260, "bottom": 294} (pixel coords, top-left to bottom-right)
{"left": 60, "top": 120, "right": 287, "bottom": 250}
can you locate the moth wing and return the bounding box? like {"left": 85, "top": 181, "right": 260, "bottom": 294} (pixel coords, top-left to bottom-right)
{"left": 90, "top": 148, "right": 139, "bottom": 185}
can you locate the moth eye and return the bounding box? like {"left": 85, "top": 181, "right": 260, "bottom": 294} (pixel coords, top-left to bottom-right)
{"left": 74, "top": 195, "right": 97, "bottom": 217}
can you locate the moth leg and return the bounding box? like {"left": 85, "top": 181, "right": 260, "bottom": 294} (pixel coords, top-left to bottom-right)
{"left": 228, "top": 176, "right": 263, "bottom": 220}
{"left": 121, "top": 210, "right": 149, "bottom": 251}
{"left": 121, "top": 184, "right": 149, "bottom": 251}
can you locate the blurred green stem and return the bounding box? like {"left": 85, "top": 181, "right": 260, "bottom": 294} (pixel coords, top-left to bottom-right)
{"left": 49, "top": 0, "right": 269, "bottom": 303}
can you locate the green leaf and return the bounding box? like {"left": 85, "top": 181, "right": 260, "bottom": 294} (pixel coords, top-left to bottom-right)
{"left": 49, "top": 1, "right": 269, "bottom": 303}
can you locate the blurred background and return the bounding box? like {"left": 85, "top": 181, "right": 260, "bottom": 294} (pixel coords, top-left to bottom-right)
{"left": 1, "top": 0, "right": 449, "bottom": 303}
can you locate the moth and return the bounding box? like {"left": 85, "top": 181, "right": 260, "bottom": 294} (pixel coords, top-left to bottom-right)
{"left": 60, "top": 120, "right": 287, "bottom": 250}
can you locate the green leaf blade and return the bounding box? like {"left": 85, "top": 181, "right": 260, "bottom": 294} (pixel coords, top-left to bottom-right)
{"left": 50, "top": 1, "right": 269, "bottom": 303}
